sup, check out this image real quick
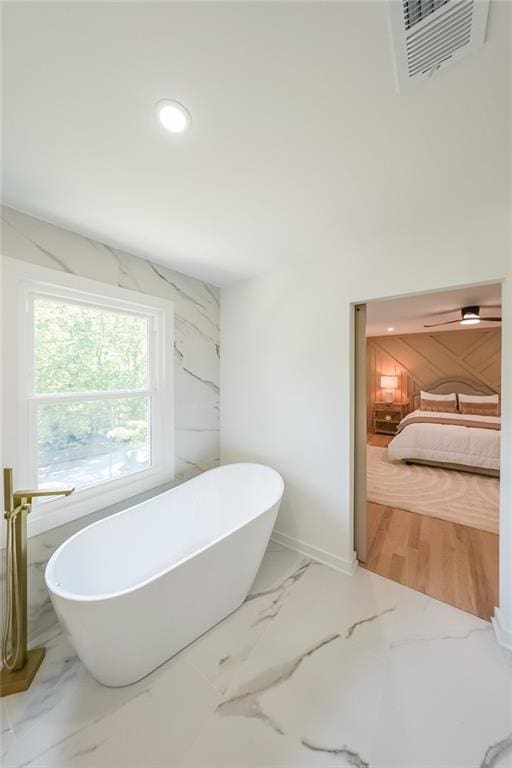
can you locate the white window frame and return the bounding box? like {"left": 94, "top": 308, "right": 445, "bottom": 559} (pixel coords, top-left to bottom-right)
{"left": 2, "top": 256, "right": 174, "bottom": 539}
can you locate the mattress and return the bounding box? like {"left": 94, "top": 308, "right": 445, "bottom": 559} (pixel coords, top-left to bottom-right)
{"left": 387, "top": 409, "right": 501, "bottom": 472}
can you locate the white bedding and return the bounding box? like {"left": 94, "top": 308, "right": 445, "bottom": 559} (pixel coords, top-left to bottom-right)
{"left": 388, "top": 409, "right": 501, "bottom": 471}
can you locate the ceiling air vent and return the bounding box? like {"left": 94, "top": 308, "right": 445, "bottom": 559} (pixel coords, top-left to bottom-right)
{"left": 389, "top": 0, "right": 489, "bottom": 91}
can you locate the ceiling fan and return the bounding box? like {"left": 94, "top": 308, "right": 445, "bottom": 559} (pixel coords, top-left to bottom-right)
{"left": 424, "top": 305, "right": 502, "bottom": 329}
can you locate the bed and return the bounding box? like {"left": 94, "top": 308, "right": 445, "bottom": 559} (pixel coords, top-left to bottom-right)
{"left": 387, "top": 378, "right": 501, "bottom": 477}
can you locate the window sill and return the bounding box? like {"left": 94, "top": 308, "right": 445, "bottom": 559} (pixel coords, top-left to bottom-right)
{"left": 25, "top": 466, "right": 175, "bottom": 540}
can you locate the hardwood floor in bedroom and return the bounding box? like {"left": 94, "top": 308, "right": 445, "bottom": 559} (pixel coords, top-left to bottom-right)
{"left": 363, "top": 434, "right": 499, "bottom": 621}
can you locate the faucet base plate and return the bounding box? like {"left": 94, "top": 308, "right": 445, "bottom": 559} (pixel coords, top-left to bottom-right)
{"left": 0, "top": 647, "right": 46, "bottom": 697}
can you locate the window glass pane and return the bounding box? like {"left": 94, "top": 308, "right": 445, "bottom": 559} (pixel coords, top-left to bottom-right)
{"left": 37, "top": 396, "right": 151, "bottom": 491}
{"left": 34, "top": 298, "right": 148, "bottom": 394}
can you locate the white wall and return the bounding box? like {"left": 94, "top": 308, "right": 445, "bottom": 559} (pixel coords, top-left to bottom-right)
{"left": 220, "top": 215, "right": 512, "bottom": 640}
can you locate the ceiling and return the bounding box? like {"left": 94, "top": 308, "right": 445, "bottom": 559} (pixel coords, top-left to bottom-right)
{"left": 2, "top": 2, "right": 510, "bottom": 285}
{"left": 366, "top": 283, "right": 502, "bottom": 336}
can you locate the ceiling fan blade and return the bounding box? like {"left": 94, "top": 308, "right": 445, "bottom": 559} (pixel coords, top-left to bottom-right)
{"left": 424, "top": 316, "right": 502, "bottom": 327}
{"left": 423, "top": 319, "right": 462, "bottom": 328}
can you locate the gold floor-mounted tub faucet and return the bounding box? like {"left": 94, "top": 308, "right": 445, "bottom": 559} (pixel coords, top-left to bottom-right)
{"left": 1, "top": 467, "right": 74, "bottom": 697}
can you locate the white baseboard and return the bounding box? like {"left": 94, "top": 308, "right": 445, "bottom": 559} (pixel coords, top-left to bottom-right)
{"left": 271, "top": 530, "right": 357, "bottom": 576}
{"left": 492, "top": 608, "right": 512, "bottom": 651}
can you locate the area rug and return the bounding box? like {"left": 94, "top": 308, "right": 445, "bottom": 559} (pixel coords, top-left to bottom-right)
{"left": 367, "top": 446, "right": 499, "bottom": 534}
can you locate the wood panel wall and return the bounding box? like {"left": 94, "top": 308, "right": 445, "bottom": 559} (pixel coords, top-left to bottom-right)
{"left": 367, "top": 328, "right": 501, "bottom": 430}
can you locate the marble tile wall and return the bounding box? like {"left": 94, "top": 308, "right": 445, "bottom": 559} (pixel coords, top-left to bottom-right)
{"left": 0, "top": 205, "right": 220, "bottom": 640}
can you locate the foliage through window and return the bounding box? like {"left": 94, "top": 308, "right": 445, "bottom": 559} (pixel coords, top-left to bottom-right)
{"left": 33, "top": 298, "right": 152, "bottom": 492}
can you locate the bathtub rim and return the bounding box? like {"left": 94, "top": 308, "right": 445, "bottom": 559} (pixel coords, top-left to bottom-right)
{"left": 44, "top": 462, "right": 284, "bottom": 604}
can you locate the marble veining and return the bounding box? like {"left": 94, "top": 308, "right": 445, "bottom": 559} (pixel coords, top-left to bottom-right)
{"left": 245, "top": 559, "right": 312, "bottom": 629}
{"left": 2, "top": 545, "right": 511, "bottom": 768}
{"left": 0, "top": 204, "right": 220, "bottom": 644}
{"left": 179, "top": 557, "right": 313, "bottom": 698}
{"left": 182, "top": 365, "right": 220, "bottom": 394}
{"left": 215, "top": 630, "right": 343, "bottom": 735}
{"left": 2, "top": 217, "right": 73, "bottom": 274}
{"left": 215, "top": 604, "right": 395, "bottom": 738}
{"left": 148, "top": 261, "right": 220, "bottom": 331}
{"left": 481, "top": 733, "right": 512, "bottom": 768}
{"left": 344, "top": 607, "right": 396, "bottom": 639}
{"left": 245, "top": 559, "right": 312, "bottom": 604}
{"left": 390, "top": 623, "right": 492, "bottom": 648}
{"left": 301, "top": 738, "right": 370, "bottom": 768}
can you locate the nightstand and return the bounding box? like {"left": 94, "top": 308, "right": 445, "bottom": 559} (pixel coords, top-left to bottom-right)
{"left": 372, "top": 402, "right": 408, "bottom": 436}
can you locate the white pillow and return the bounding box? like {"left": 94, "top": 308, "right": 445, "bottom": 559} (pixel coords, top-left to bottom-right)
{"left": 458, "top": 393, "right": 499, "bottom": 403}
{"left": 420, "top": 391, "right": 457, "bottom": 401}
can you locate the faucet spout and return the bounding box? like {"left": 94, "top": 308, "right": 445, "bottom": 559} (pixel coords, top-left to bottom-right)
{"left": 13, "top": 486, "right": 75, "bottom": 509}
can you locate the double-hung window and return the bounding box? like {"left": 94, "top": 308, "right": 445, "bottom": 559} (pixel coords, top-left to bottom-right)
{"left": 2, "top": 257, "right": 174, "bottom": 537}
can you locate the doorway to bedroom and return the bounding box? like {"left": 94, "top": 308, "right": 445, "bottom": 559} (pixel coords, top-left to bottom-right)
{"left": 355, "top": 283, "right": 501, "bottom": 620}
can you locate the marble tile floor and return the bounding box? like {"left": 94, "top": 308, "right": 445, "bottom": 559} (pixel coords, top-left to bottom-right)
{"left": 1, "top": 541, "right": 511, "bottom": 768}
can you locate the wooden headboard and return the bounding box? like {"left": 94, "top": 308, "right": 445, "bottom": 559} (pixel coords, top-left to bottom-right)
{"left": 412, "top": 378, "right": 497, "bottom": 410}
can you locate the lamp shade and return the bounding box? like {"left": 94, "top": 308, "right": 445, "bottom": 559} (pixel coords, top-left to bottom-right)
{"left": 380, "top": 375, "right": 398, "bottom": 390}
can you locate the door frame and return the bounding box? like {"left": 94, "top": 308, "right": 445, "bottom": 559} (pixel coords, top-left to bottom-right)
{"left": 353, "top": 303, "right": 367, "bottom": 562}
{"left": 351, "top": 278, "right": 511, "bottom": 650}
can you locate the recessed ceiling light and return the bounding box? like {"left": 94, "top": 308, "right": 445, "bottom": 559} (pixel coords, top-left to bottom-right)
{"left": 386, "top": 327, "right": 395, "bottom": 332}
{"left": 156, "top": 100, "right": 191, "bottom": 134}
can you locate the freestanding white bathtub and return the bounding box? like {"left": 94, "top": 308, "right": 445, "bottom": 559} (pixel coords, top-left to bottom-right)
{"left": 45, "top": 463, "right": 284, "bottom": 686}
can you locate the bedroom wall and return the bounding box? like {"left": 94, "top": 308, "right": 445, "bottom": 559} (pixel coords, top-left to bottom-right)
{"left": 366, "top": 328, "right": 502, "bottom": 429}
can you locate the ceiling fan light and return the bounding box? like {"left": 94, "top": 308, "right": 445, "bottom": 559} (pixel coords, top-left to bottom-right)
{"left": 460, "top": 305, "right": 481, "bottom": 325}
{"left": 424, "top": 303, "right": 500, "bottom": 329}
